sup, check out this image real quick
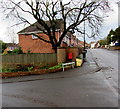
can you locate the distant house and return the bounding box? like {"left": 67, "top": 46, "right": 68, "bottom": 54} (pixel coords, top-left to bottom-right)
{"left": 62, "top": 32, "right": 78, "bottom": 47}
{"left": 18, "top": 19, "right": 78, "bottom": 53}
{"left": 90, "top": 42, "right": 96, "bottom": 49}
{"left": 78, "top": 40, "right": 90, "bottom": 48}
{"left": 78, "top": 41, "right": 84, "bottom": 48}
{"left": 5, "top": 43, "right": 19, "bottom": 52}
{"left": 110, "top": 41, "right": 120, "bottom": 47}
{"left": 95, "top": 41, "right": 100, "bottom": 48}
{"left": 110, "top": 42, "right": 115, "bottom": 47}
{"left": 70, "top": 35, "right": 78, "bottom": 47}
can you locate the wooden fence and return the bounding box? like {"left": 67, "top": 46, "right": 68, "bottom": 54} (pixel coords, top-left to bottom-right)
{"left": 2, "top": 53, "right": 57, "bottom": 66}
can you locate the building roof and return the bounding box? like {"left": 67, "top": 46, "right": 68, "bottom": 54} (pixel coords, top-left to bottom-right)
{"left": 18, "top": 19, "right": 64, "bottom": 34}
{"left": 90, "top": 42, "right": 96, "bottom": 44}
{"left": 6, "top": 43, "right": 19, "bottom": 48}
{"left": 78, "top": 40, "right": 89, "bottom": 47}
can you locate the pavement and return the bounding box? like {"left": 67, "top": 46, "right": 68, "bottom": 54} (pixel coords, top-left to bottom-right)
{"left": 2, "top": 49, "right": 101, "bottom": 84}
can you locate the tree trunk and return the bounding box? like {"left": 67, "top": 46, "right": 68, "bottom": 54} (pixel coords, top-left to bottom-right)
{"left": 54, "top": 47, "right": 57, "bottom": 53}
{"left": 52, "top": 45, "right": 58, "bottom": 53}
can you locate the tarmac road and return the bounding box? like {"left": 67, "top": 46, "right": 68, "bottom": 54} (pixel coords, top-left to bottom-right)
{"left": 1, "top": 49, "right": 119, "bottom": 108}
{"left": 90, "top": 48, "right": 119, "bottom": 95}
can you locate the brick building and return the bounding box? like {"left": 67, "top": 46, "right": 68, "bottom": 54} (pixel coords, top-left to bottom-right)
{"left": 18, "top": 19, "right": 79, "bottom": 53}
{"left": 5, "top": 43, "right": 19, "bottom": 52}
{"left": 62, "top": 32, "right": 78, "bottom": 47}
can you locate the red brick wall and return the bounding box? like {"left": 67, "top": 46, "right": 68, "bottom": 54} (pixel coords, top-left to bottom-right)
{"left": 57, "top": 48, "right": 66, "bottom": 64}
{"left": 66, "top": 47, "right": 79, "bottom": 61}
{"left": 57, "top": 47, "right": 81, "bottom": 63}
{"left": 19, "top": 32, "right": 60, "bottom": 53}
{"left": 61, "top": 42, "right": 68, "bottom": 47}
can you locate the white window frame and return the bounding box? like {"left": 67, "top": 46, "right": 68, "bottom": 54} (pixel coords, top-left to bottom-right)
{"left": 32, "top": 35, "right": 38, "bottom": 39}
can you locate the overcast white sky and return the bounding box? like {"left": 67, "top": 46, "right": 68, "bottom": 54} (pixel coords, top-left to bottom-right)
{"left": 0, "top": 0, "right": 119, "bottom": 44}
{"left": 84, "top": 3, "right": 119, "bottom": 43}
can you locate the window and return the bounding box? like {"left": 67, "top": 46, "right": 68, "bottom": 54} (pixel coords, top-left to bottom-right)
{"left": 32, "top": 35, "right": 38, "bottom": 39}
{"left": 63, "top": 35, "right": 70, "bottom": 46}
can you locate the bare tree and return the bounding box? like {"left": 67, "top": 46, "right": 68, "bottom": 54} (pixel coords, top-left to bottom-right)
{"left": 0, "top": 0, "right": 111, "bottom": 52}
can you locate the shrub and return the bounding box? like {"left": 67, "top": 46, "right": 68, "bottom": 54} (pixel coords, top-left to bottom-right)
{"left": 0, "top": 41, "right": 7, "bottom": 53}
{"left": 76, "top": 55, "right": 82, "bottom": 59}
{"left": 15, "top": 64, "right": 34, "bottom": 72}
{"left": 49, "top": 64, "right": 62, "bottom": 70}
{"left": 27, "top": 66, "right": 34, "bottom": 72}
{"left": 2, "top": 68, "right": 17, "bottom": 73}
{"left": 7, "top": 51, "right": 12, "bottom": 54}
{"left": 40, "top": 64, "right": 49, "bottom": 69}
{"left": 27, "top": 49, "right": 31, "bottom": 54}
{"left": 2, "top": 50, "right": 7, "bottom": 55}
{"left": 12, "top": 47, "right": 23, "bottom": 54}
